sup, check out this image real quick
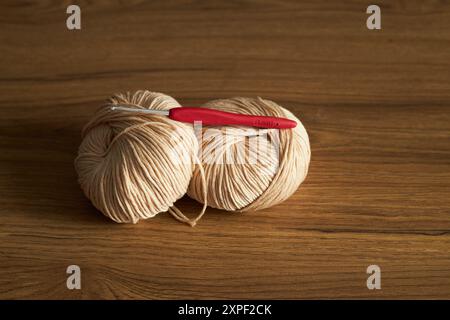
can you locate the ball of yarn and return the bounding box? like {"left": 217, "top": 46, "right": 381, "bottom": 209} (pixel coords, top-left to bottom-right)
{"left": 187, "top": 97, "right": 310, "bottom": 212}
{"left": 74, "top": 91, "right": 204, "bottom": 224}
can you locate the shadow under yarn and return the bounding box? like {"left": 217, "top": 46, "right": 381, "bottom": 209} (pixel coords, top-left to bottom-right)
{"left": 0, "top": 111, "right": 110, "bottom": 224}
{"left": 0, "top": 102, "right": 212, "bottom": 228}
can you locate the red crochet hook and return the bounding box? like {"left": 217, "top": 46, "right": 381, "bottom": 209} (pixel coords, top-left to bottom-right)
{"left": 111, "top": 106, "right": 297, "bottom": 129}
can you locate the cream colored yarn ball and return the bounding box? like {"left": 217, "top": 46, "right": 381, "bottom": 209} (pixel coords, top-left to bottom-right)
{"left": 187, "top": 97, "right": 310, "bottom": 212}
{"left": 75, "top": 91, "right": 202, "bottom": 224}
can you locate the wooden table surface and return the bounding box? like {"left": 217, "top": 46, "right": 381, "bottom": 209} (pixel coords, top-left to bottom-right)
{"left": 1, "top": 0, "right": 449, "bottom": 299}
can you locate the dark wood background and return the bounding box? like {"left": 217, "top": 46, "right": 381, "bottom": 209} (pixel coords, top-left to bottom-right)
{"left": 1, "top": 0, "right": 449, "bottom": 299}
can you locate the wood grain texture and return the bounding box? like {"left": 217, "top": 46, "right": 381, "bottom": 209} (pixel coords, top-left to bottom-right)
{"left": 1, "top": 0, "right": 450, "bottom": 299}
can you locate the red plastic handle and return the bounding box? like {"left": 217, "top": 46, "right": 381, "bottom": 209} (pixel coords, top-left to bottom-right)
{"left": 169, "top": 107, "right": 297, "bottom": 129}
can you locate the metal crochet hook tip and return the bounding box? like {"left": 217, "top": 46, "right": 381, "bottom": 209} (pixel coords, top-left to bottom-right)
{"left": 110, "top": 105, "right": 170, "bottom": 116}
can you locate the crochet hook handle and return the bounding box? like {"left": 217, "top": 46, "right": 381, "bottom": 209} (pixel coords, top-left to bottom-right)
{"left": 169, "top": 107, "right": 297, "bottom": 129}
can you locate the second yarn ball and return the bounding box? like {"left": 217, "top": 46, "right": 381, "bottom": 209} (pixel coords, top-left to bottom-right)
{"left": 187, "top": 97, "right": 311, "bottom": 212}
